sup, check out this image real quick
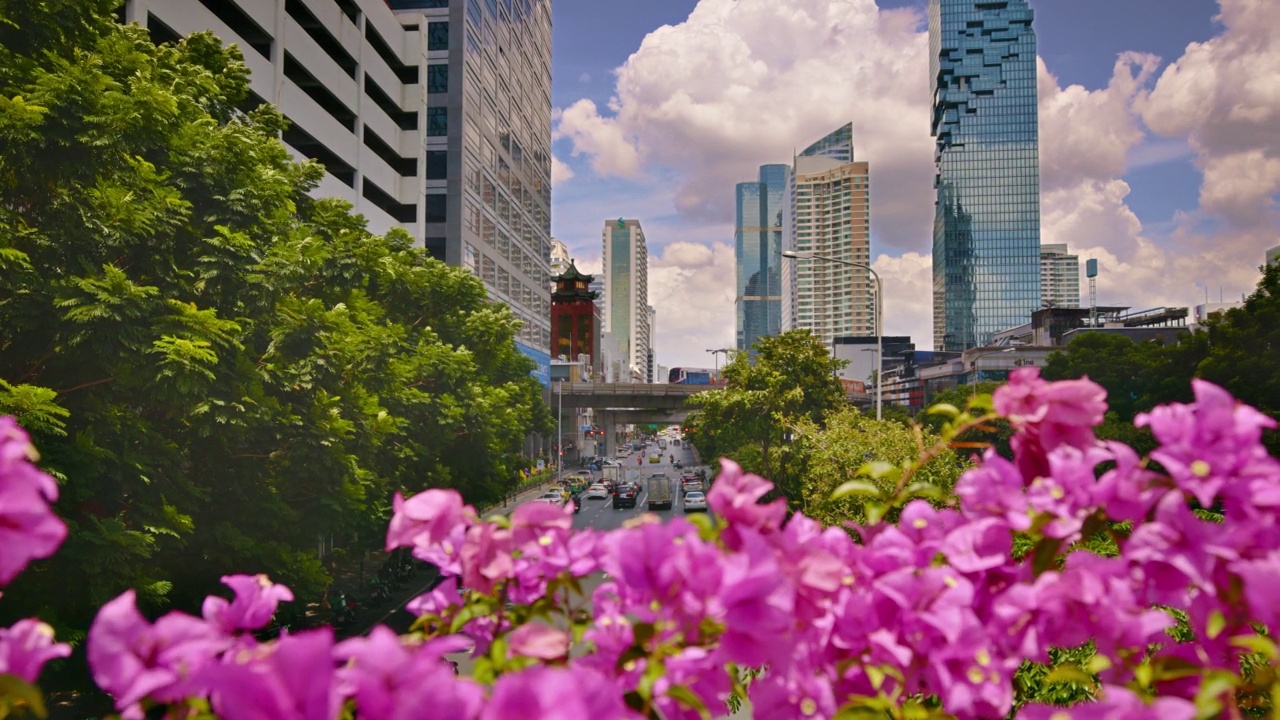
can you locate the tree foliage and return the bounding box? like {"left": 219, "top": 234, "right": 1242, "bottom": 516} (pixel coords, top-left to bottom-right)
{"left": 685, "top": 331, "right": 846, "bottom": 502}
{"left": 795, "top": 408, "right": 966, "bottom": 526}
{"left": 1043, "top": 262, "right": 1280, "bottom": 454}
{"left": 0, "top": 0, "right": 550, "bottom": 638}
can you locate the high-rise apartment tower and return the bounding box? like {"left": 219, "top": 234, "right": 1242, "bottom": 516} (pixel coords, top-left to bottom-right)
{"left": 602, "top": 219, "right": 650, "bottom": 382}
{"left": 1040, "top": 244, "right": 1080, "bottom": 309}
{"left": 930, "top": 0, "right": 1041, "bottom": 351}
{"left": 126, "top": 0, "right": 554, "bottom": 355}
{"left": 780, "top": 124, "right": 874, "bottom": 348}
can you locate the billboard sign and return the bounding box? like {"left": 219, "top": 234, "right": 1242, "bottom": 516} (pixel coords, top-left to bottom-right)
{"left": 516, "top": 342, "right": 551, "bottom": 386}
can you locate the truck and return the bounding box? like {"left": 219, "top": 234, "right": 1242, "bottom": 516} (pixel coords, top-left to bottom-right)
{"left": 658, "top": 438, "right": 667, "bottom": 450}
{"left": 647, "top": 474, "right": 673, "bottom": 511}
{"left": 601, "top": 465, "right": 622, "bottom": 488}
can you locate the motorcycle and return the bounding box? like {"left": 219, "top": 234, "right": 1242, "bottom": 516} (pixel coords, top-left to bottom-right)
{"left": 572, "top": 494, "right": 582, "bottom": 513}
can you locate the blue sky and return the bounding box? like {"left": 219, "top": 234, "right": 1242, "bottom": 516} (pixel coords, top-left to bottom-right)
{"left": 546, "top": 0, "right": 1279, "bottom": 368}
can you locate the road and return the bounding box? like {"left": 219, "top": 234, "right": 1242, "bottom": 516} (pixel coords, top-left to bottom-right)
{"left": 378, "top": 441, "right": 750, "bottom": 716}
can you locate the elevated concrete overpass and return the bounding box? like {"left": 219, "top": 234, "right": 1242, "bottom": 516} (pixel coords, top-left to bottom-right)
{"left": 552, "top": 383, "right": 719, "bottom": 457}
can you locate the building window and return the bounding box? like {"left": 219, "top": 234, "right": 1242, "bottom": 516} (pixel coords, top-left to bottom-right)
{"left": 428, "top": 21, "right": 449, "bottom": 51}
{"left": 428, "top": 64, "right": 448, "bottom": 94}
{"left": 426, "top": 151, "right": 447, "bottom": 180}
{"left": 427, "top": 107, "right": 448, "bottom": 136}
{"left": 425, "top": 194, "right": 447, "bottom": 223}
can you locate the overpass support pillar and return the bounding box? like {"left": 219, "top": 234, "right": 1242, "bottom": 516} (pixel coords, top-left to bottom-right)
{"left": 601, "top": 411, "right": 618, "bottom": 458}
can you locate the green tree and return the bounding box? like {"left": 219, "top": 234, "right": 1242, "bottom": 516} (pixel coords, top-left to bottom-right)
{"left": 1042, "top": 333, "right": 1189, "bottom": 421}
{"left": 686, "top": 331, "right": 845, "bottom": 504}
{"left": 796, "top": 408, "right": 966, "bottom": 525}
{"left": 0, "top": 0, "right": 549, "bottom": 646}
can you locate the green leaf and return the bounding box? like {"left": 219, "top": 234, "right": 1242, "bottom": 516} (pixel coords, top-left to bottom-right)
{"left": 926, "top": 403, "right": 961, "bottom": 419}
{"left": 858, "top": 461, "right": 898, "bottom": 480}
{"left": 0, "top": 673, "right": 48, "bottom": 719}
{"left": 1229, "top": 633, "right": 1278, "bottom": 659}
{"left": 665, "top": 685, "right": 712, "bottom": 720}
{"left": 830, "top": 480, "right": 882, "bottom": 501}
{"left": 1042, "top": 663, "right": 1095, "bottom": 687}
{"left": 1030, "top": 537, "right": 1064, "bottom": 576}
{"left": 1205, "top": 610, "right": 1226, "bottom": 640}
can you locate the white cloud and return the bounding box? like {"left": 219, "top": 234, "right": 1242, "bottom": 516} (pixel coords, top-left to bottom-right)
{"left": 648, "top": 241, "right": 737, "bottom": 367}
{"left": 554, "top": 99, "right": 643, "bottom": 177}
{"left": 1038, "top": 53, "right": 1160, "bottom": 192}
{"left": 551, "top": 154, "right": 575, "bottom": 186}
{"left": 578, "top": 72, "right": 591, "bottom": 83}
{"left": 1139, "top": 0, "right": 1280, "bottom": 229}
{"left": 554, "top": 0, "right": 1276, "bottom": 355}
{"left": 554, "top": 0, "right": 933, "bottom": 254}
{"left": 874, "top": 251, "right": 934, "bottom": 346}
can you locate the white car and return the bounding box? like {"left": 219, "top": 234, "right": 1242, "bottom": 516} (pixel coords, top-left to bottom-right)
{"left": 535, "top": 492, "right": 565, "bottom": 506}
{"left": 683, "top": 492, "right": 707, "bottom": 512}
{"left": 586, "top": 484, "right": 610, "bottom": 499}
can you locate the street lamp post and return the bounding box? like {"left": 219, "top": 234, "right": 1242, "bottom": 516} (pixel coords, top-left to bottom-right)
{"left": 555, "top": 380, "right": 563, "bottom": 476}
{"left": 705, "top": 348, "right": 732, "bottom": 373}
{"left": 782, "top": 250, "right": 882, "bottom": 421}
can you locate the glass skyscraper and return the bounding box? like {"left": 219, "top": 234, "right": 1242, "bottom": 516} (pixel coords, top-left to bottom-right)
{"left": 930, "top": 0, "right": 1041, "bottom": 351}
{"left": 736, "top": 164, "right": 788, "bottom": 354}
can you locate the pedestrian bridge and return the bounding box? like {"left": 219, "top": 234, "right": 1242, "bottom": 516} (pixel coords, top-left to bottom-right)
{"left": 552, "top": 383, "right": 720, "bottom": 457}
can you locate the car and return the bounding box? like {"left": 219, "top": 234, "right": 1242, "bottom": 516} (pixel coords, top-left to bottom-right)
{"left": 681, "top": 478, "right": 703, "bottom": 495}
{"left": 586, "top": 484, "right": 610, "bottom": 499}
{"left": 683, "top": 492, "right": 708, "bottom": 512}
{"left": 613, "top": 486, "right": 637, "bottom": 509}
{"left": 534, "top": 492, "right": 565, "bottom": 506}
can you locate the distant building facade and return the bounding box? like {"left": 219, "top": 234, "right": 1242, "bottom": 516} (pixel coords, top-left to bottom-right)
{"left": 780, "top": 124, "right": 874, "bottom": 349}
{"left": 602, "top": 219, "right": 650, "bottom": 382}
{"left": 647, "top": 305, "right": 657, "bottom": 383}
{"left": 736, "top": 165, "right": 788, "bottom": 354}
{"left": 1268, "top": 245, "right": 1279, "bottom": 266}
{"left": 549, "top": 239, "right": 571, "bottom": 282}
{"left": 930, "top": 0, "right": 1042, "bottom": 351}
{"left": 1041, "top": 244, "right": 1080, "bottom": 308}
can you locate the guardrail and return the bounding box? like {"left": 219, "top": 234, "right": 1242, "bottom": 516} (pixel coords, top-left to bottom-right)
{"left": 556, "top": 383, "right": 713, "bottom": 396}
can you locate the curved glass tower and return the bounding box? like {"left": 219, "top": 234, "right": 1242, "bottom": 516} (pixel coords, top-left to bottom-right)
{"left": 930, "top": 0, "right": 1041, "bottom": 351}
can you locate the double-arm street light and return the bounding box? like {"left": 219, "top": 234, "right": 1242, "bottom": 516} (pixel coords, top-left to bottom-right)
{"left": 781, "top": 250, "right": 883, "bottom": 421}
{"left": 706, "top": 348, "right": 733, "bottom": 373}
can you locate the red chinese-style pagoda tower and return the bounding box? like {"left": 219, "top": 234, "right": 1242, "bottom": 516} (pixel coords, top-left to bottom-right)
{"left": 550, "top": 260, "right": 599, "bottom": 372}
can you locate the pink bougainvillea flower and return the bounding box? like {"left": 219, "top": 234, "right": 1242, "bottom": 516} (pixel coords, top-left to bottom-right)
{"left": 0, "top": 417, "right": 67, "bottom": 586}
{"left": 1137, "top": 379, "right": 1279, "bottom": 509}
{"left": 385, "top": 489, "right": 475, "bottom": 575}
{"left": 479, "top": 666, "right": 636, "bottom": 720}
{"left": 88, "top": 591, "right": 232, "bottom": 715}
{"left": 507, "top": 622, "right": 570, "bottom": 660}
{"left": 459, "top": 522, "right": 514, "bottom": 596}
{"left": 707, "top": 459, "right": 787, "bottom": 546}
{"left": 995, "top": 368, "right": 1106, "bottom": 478}
{"left": 335, "top": 626, "right": 482, "bottom": 720}
{"left": 0, "top": 618, "right": 71, "bottom": 683}
{"left": 205, "top": 628, "right": 339, "bottom": 720}
{"left": 202, "top": 574, "right": 294, "bottom": 633}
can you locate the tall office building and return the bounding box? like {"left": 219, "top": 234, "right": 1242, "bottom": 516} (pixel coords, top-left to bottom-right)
{"left": 930, "top": 0, "right": 1041, "bottom": 351}
{"left": 1268, "top": 245, "right": 1279, "bottom": 266}
{"left": 126, "top": 0, "right": 554, "bottom": 356}
{"left": 735, "top": 164, "right": 789, "bottom": 353}
{"left": 780, "top": 124, "right": 874, "bottom": 348}
{"left": 647, "top": 305, "right": 657, "bottom": 383}
{"left": 602, "top": 219, "right": 651, "bottom": 382}
{"left": 1040, "top": 244, "right": 1081, "bottom": 308}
